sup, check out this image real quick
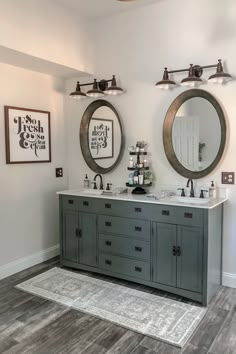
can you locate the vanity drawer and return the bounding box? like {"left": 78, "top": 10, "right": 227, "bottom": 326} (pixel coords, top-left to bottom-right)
{"left": 99, "top": 253, "right": 150, "bottom": 280}
{"left": 62, "top": 196, "right": 79, "bottom": 210}
{"left": 77, "top": 197, "right": 97, "bottom": 213}
{"left": 150, "top": 205, "right": 203, "bottom": 227}
{"left": 62, "top": 196, "right": 97, "bottom": 213}
{"left": 99, "top": 234, "right": 150, "bottom": 261}
{"left": 97, "top": 199, "right": 150, "bottom": 220}
{"left": 124, "top": 202, "right": 151, "bottom": 220}
{"left": 175, "top": 207, "right": 203, "bottom": 227}
{"left": 98, "top": 215, "right": 150, "bottom": 240}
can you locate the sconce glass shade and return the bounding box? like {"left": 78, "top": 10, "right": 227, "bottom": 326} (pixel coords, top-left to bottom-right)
{"left": 181, "top": 64, "right": 203, "bottom": 87}
{"left": 208, "top": 59, "right": 232, "bottom": 84}
{"left": 86, "top": 79, "right": 104, "bottom": 98}
{"left": 105, "top": 75, "right": 124, "bottom": 95}
{"left": 155, "top": 68, "right": 176, "bottom": 89}
{"left": 69, "top": 82, "right": 86, "bottom": 99}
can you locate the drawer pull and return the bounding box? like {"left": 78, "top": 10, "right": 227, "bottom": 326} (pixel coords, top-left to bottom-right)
{"left": 184, "top": 212, "right": 193, "bottom": 219}
{"left": 135, "top": 246, "right": 142, "bottom": 252}
{"left": 83, "top": 201, "right": 89, "bottom": 206}
{"left": 105, "top": 203, "right": 112, "bottom": 209}
{"left": 105, "top": 221, "right": 112, "bottom": 227}
{"left": 135, "top": 226, "right": 142, "bottom": 232}
{"left": 162, "top": 210, "right": 170, "bottom": 216}
{"left": 105, "top": 240, "right": 112, "bottom": 246}
{"left": 105, "top": 259, "right": 112, "bottom": 265}
{"left": 135, "top": 207, "right": 142, "bottom": 213}
{"left": 68, "top": 199, "right": 74, "bottom": 205}
{"left": 135, "top": 266, "right": 142, "bottom": 272}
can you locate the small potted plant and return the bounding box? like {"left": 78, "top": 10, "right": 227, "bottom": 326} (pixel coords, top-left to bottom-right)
{"left": 139, "top": 141, "right": 147, "bottom": 153}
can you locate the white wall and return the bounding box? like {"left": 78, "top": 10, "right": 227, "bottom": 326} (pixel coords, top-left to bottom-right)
{"left": 66, "top": 0, "right": 236, "bottom": 283}
{"left": 0, "top": 0, "right": 94, "bottom": 73}
{"left": 0, "top": 0, "right": 94, "bottom": 278}
{"left": 0, "top": 63, "right": 67, "bottom": 275}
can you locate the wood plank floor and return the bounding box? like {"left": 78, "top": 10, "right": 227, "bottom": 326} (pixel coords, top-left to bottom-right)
{"left": 0, "top": 258, "right": 235, "bottom": 354}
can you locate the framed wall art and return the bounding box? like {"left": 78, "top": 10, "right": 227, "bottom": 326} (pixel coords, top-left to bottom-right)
{"left": 5, "top": 106, "right": 51, "bottom": 164}
{"left": 89, "top": 118, "right": 113, "bottom": 159}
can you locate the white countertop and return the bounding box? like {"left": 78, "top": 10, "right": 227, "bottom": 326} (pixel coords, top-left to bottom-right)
{"left": 57, "top": 189, "right": 228, "bottom": 209}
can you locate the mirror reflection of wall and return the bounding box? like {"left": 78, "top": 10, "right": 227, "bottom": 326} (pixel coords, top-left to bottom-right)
{"left": 172, "top": 97, "right": 221, "bottom": 172}
{"left": 89, "top": 106, "right": 122, "bottom": 168}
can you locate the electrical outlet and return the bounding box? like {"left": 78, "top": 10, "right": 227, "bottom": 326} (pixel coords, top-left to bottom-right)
{"left": 56, "top": 168, "right": 63, "bottom": 178}
{"left": 222, "top": 172, "right": 235, "bottom": 184}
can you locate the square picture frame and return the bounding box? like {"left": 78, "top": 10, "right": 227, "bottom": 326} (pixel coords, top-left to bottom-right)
{"left": 89, "top": 118, "right": 114, "bottom": 159}
{"left": 5, "top": 106, "right": 51, "bottom": 164}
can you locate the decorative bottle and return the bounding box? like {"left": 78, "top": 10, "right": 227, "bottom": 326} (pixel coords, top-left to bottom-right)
{"left": 129, "top": 157, "right": 134, "bottom": 168}
{"left": 84, "top": 174, "right": 90, "bottom": 188}
{"left": 209, "top": 181, "right": 216, "bottom": 198}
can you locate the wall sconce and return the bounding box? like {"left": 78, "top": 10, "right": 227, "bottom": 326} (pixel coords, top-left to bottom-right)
{"left": 155, "top": 59, "right": 232, "bottom": 89}
{"left": 69, "top": 75, "right": 124, "bottom": 99}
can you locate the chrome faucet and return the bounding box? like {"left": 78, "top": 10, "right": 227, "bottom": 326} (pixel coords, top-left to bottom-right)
{"left": 93, "top": 174, "right": 104, "bottom": 190}
{"left": 186, "top": 178, "right": 194, "bottom": 197}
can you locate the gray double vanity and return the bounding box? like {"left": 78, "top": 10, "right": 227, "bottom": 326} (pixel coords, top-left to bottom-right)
{"left": 58, "top": 191, "right": 226, "bottom": 306}
{"left": 58, "top": 88, "right": 228, "bottom": 306}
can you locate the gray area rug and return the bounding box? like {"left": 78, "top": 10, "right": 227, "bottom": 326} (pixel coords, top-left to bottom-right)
{"left": 16, "top": 267, "right": 206, "bottom": 347}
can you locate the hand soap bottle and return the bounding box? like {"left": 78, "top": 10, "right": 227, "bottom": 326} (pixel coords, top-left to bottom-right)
{"left": 209, "top": 181, "right": 216, "bottom": 198}
{"left": 84, "top": 174, "right": 90, "bottom": 189}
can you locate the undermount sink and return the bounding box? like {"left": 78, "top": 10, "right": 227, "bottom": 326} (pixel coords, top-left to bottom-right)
{"left": 81, "top": 189, "right": 104, "bottom": 196}
{"left": 175, "top": 196, "right": 210, "bottom": 204}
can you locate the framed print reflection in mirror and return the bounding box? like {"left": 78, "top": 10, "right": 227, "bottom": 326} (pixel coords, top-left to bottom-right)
{"left": 89, "top": 118, "right": 114, "bottom": 160}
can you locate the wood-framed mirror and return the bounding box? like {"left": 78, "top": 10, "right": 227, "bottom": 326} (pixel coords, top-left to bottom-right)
{"left": 80, "top": 100, "right": 124, "bottom": 174}
{"left": 163, "top": 89, "right": 227, "bottom": 179}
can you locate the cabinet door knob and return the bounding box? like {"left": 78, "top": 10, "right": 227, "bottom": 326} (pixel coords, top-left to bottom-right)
{"left": 177, "top": 246, "right": 181, "bottom": 256}
{"left": 135, "top": 226, "right": 142, "bottom": 232}
{"left": 105, "top": 259, "right": 112, "bottom": 265}
{"left": 75, "top": 228, "right": 82, "bottom": 238}
{"left": 76, "top": 228, "right": 82, "bottom": 238}
{"left": 76, "top": 228, "right": 79, "bottom": 237}
{"left": 172, "top": 245, "right": 177, "bottom": 256}
{"left": 105, "top": 221, "right": 112, "bottom": 227}
{"left": 105, "top": 240, "right": 112, "bottom": 246}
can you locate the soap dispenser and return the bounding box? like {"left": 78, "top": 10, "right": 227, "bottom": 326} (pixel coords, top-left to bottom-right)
{"left": 209, "top": 181, "right": 216, "bottom": 198}
{"left": 84, "top": 174, "right": 90, "bottom": 189}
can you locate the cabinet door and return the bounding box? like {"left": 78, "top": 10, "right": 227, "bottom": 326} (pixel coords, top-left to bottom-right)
{"left": 79, "top": 212, "right": 97, "bottom": 267}
{"left": 177, "top": 226, "right": 203, "bottom": 293}
{"left": 152, "top": 223, "right": 177, "bottom": 287}
{"left": 62, "top": 211, "right": 79, "bottom": 262}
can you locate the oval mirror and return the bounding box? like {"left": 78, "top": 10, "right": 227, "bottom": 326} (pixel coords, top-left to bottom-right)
{"left": 80, "top": 100, "right": 124, "bottom": 174}
{"left": 163, "top": 89, "right": 226, "bottom": 179}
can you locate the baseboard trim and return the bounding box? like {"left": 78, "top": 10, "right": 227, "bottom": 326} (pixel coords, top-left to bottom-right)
{"left": 0, "top": 245, "right": 60, "bottom": 280}
{"left": 222, "top": 272, "right": 236, "bottom": 288}
{"left": 1, "top": 248, "right": 235, "bottom": 288}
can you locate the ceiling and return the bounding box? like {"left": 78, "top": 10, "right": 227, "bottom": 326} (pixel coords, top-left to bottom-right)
{"left": 54, "top": 0, "right": 160, "bottom": 19}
